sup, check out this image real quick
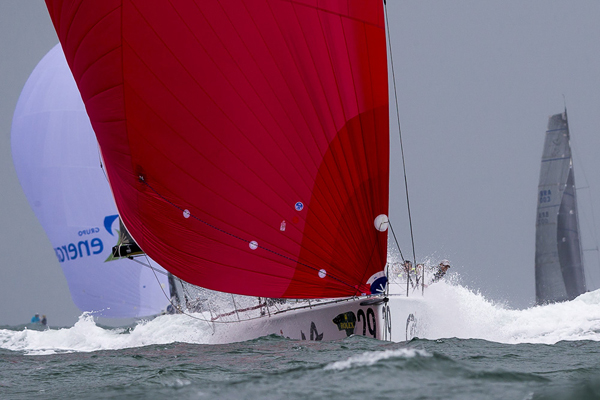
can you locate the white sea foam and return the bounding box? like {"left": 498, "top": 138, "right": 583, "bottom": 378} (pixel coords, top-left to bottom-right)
{"left": 0, "top": 312, "right": 215, "bottom": 355}
{"left": 3, "top": 282, "right": 600, "bottom": 354}
{"left": 324, "top": 348, "right": 432, "bottom": 370}
{"left": 419, "top": 282, "right": 600, "bottom": 344}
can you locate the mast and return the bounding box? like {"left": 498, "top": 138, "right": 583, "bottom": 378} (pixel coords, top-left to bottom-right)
{"left": 535, "top": 110, "right": 587, "bottom": 304}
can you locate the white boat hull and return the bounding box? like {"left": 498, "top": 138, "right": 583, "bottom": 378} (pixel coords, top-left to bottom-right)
{"left": 206, "top": 295, "right": 426, "bottom": 344}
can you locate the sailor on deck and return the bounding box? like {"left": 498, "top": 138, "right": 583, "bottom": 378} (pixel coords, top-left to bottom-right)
{"left": 403, "top": 260, "right": 421, "bottom": 288}
{"left": 432, "top": 260, "right": 451, "bottom": 283}
{"left": 403, "top": 260, "right": 414, "bottom": 275}
{"left": 414, "top": 263, "right": 424, "bottom": 287}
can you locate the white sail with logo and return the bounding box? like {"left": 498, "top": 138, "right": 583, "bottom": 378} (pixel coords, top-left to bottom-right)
{"left": 11, "top": 44, "right": 169, "bottom": 318}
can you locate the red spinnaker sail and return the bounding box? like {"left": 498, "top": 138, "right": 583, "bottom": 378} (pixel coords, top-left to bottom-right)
{"left": 45, "top": 0, "right": 389, "bottom": 298}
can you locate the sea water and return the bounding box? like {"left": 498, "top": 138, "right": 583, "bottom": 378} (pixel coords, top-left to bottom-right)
{"left": 2, "top": 282, "right": 600, "bottom": 400}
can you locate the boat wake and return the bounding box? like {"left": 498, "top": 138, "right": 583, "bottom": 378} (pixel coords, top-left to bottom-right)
{"left": 418, "top": 281, "right": 600, "bottom": 344}
{"left": 3, "top": 282, "right": 600, "bottom": 354}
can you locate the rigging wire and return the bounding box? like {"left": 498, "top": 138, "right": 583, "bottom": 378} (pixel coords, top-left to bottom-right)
{"left": 142, "top": 252, "right": 375, "bottom": 327}
{"left": 565, "top": 108, "right": 600, "bottom": 289}
{"left": 142, "top": 253, "right": 273, "bottom": 325}
{"left": 388, "top": 221, "right": 405, "bottom": 263}
{"left": 127, "top": 256, "right": 168, "bottom": 276}
{"left": 388, "top": 220, "right": 409, "bottom": 297}
{"left": 384, "top": 0, "right": 418, "bottom": 289}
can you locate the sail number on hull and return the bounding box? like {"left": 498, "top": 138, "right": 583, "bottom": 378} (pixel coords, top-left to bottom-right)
{"left": 357, "top": 308, "right": 377, "bottom": 338}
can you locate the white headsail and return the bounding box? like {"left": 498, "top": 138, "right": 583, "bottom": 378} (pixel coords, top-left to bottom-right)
{"left": 11, "top": 44, "right": 169, "bottom": 318}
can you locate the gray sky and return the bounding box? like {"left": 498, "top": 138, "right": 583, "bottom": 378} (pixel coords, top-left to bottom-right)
{"left": 0, "top": 1, "right": 79, "bottom": 326}
{"left": 1, "top": 1, "right": 599, "bottom": 326}
{"left": 388, "top": 1, "right": 600, "bottom": 309}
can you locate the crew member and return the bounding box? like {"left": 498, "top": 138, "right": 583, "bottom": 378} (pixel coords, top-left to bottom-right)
{"left": 414, "top": 263, "right": 424, "bottom": 287}
{"left": 432, "top": 260, "right": 451, "bottom": 283}
{"left": 403, "top": 260, "right": 419, "bottom": 288}
{"left": 403, "top": 260, "right": 414, "bottom": 275}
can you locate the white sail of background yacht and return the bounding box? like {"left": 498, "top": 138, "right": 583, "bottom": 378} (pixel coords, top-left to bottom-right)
{"left": 535, "top": 110, "right": 587, "bottom": 304}
{"left": 11, "top": 44, "right": 170, "bottom": 318}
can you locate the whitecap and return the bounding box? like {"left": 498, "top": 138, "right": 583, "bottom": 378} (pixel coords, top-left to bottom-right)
{"left": 324, "top": 348, "right": 432, "bottom": 371}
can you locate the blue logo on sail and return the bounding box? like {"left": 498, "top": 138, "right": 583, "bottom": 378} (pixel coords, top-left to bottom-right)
{"left": 104, "top": 214, "right": 119, "bottom": 235}
{"left": 54, "top": 215, "right": 117, "bottom": 263}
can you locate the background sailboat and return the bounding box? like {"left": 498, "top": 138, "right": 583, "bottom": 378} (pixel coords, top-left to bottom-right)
{"left": 11, "top": 44, "right": 170, "bottom": 318}
{"left": 535, "top": 110, "right": 587, "bottom": 304}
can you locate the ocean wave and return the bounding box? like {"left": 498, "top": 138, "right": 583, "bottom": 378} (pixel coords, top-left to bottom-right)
{"left": 324, "top": 348, "right": 432, "bottom": 370}
{"left": 0, "top": 313, "right": 214, "bottom": 355}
